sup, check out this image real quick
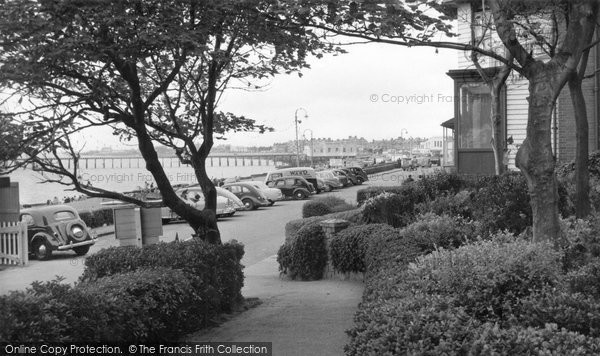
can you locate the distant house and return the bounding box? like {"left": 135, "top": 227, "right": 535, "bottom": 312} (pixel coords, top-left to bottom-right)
{"left": 444, "top": 0, "right": 600, "bottom": 175}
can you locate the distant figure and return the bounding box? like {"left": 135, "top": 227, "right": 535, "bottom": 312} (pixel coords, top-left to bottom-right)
{"left": 405, "top": 175, "right": 414, "bottom": 183}
{"left": 46, "top": 199, "right": 51, "bottom": 205}
{"left": 52, "top": 196, "right": 59, "bottom": 205}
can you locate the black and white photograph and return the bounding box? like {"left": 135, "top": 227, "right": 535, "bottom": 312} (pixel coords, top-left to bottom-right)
{"left": 1, "top": 0, "right": 600, "bottom": 355}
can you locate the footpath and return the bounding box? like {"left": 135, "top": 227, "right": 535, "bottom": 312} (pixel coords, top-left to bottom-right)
{"left": 185, "top": 168, "right": 420, "bottom": 355}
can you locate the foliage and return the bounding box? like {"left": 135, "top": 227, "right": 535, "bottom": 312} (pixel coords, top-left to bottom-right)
{"left": 356, "top": 186, "right": 406, "bottom": 206}
{"left": 81, "top": 238, "right": 244, "bottom": 312}
{"left": 329, "top": 224, "right": 391, "bottom": 274}
{"left": 277, "top": 223, "right": 328, "bottom": 280}
{"left": 284, "top": 208, "right": 364, "bottom": 241}
{"left": 557, "top": 151, "right": 600, "bottom": 212}
{"left": 301, "top": 196, "right": 354, "bottom": 218}
{"left": 79, "top": 208, "right": 114, "bottom": 228}
{"left": 414, "top": 190, "right": 473, "bottom": 219}
{"left": 0, "top": 119, "right": 23, "bottom": 169}
{"left": 362, "top": 187, "right": 426, "bottom": 228}
{"left": 401, "top": 212, "right": 479, "bottom": 254}
{"left": 468, "top": 172, "right": 532, "bottom": 235}
{"left": 0, "top": 268, "right": 210, "bottom": 342}
{"left": 561, "top": 215, "right": 600, "bottom": 270}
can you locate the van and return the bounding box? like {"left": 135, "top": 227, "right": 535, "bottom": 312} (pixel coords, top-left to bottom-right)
{"left": 265, "top": 167, "right": 319, "bottom": 193}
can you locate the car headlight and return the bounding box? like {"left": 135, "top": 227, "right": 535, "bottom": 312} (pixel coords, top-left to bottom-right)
{"left": 71, "top": 225, "right": 85, "bottom": 238}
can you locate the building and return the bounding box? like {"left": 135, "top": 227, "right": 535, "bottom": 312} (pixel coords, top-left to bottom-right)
{"left": 443, "top": 1, "right": 600, "bottom": 175}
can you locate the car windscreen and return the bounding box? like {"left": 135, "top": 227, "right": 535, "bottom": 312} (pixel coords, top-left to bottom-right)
{"left": 53, "top": 211, "right": 76, "bottom": 221}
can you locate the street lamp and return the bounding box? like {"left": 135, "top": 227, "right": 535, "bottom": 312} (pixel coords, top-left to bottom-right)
{"left": 295, "top": 108, "right": 308, "bottom": 167}
{"left": 400, "top": 128, "right": 409, "bottom": 155}
{"left": 303, "top": 129, "right": 314, "bottom": 167}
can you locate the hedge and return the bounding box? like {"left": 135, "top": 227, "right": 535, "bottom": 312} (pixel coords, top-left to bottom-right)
{"left": 79, "top": 208, "right": 114, "bottom": 228}
{"left": 81, "top": 238, "right": 245, "bottom": 312}
{"left": 277, "top": 223, "right": 328, "bottom": 280}
{"left": 284, "top": 208, "right": 364, "bottom": 242}
{"left": 329, "top": 224, "right": 394, "bottom": 274}
{"left": 0, "top": 268, "right": 211, "bottom": 342}
{"left": 302, "top": 196, "right": 354, "bottom": 218}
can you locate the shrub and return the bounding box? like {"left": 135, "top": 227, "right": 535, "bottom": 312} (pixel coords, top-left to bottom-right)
{"left": 557, "top": 151, "right": 600, "bottom": 212}
{"left": 356, "top": 186, "right": 406, "bottom": 206}
{"left": 302, "top": 200, "right": 332, "bottom": 218}
{"left": 468, "top": 172, "right": 532, "bottom": 235}
{"left": 561, "top": 215, "right": 600, "bottom": 270}
{"left": 416, "top": 171, "right": 465, "bottom": 198}
{"left": 285, "top": 208, "right": 363, "bottom": 241}
{"left": 364, "top": 224, "right": 416, "bottom": 276}
{"left": 401, "top": 213, "right": 478, "bottom": 254}
{"left": 406, "top": 237, "right": 562, "bottom": 322}
{"left": 329, "top": 224, "right": 391, "bottom": 274}
{"left": 79, "top": 208, "right": 114, "bottom": 228}
{"left": 277, "top": 223, "right": 328, "bottom": 280}
{"left": 566, "top": 258, "right": 600, "bottom": 298}
{"left": 0, "top": 268, "right": 209, "bottom": 342}
{"left": 362, "top": 185, "right": 427, "bottom": 228}
{"left": 81, "top": 238, "right": 244, "bottom": 312}
{"left": 414, "top": 190, "right": 473, "bottom": 219}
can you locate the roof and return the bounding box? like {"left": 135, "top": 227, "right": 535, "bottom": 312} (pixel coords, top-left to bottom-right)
{"left": 441, "top": 118, "right": 455, "bottom": 130}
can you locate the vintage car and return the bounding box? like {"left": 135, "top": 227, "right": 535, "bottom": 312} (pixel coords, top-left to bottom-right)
{"left": 243, "top": 180, "right": 283, "bottom": 205}
{"left": 344, "top": 167, "right": 369, "bottom": 183}
{"left": 161, "top": 186, "right": 237, "bottom": 224}
{"left": 20, "top": 205, "right": 97, "bottom": 260}
{"left": 267, "top": 176, "right": 315, "bottom": 200}
{"left": 222, "top": 182, "right": 271, "bottom": 210}
{"left": 316, "top": 170, "right": 344, "bottom": 191}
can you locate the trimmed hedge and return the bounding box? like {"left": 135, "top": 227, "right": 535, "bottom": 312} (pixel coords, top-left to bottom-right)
{"left": 277, "top": 223, "right": 328, "bottom": 280}
{"left": 81, "top": 238, "right": 245, "bottom": 312}
{"left": 79, "top": 208, "right": 114, "bottom": 228}
{"left": 362, "top": 186, "right": 426, "bottom": 228}
{"left": 301, "top": 196, "right": 354, "bottom": 218}
{"left": 285, "top": 208, "right": 364, "bottom": 242}
{"left": 0, "top": 268, "right": 210, "bottom": 342}
{"left": 329, "top": 224, "right": 392, "bottom": 274}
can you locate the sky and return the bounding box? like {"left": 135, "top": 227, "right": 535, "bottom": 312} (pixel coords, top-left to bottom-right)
{"left": 83, "top": 42, "right": 458, "bottom": 150}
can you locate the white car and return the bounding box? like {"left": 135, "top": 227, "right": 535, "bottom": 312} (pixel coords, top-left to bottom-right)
{"left": 216, "top": 186, "right": 245, "bottom": 211}
{"left": 244, "top": 180, "right": 283, "bottom": 205}
{"left": 161, "top": 187, "right": 236, "bottom": 223}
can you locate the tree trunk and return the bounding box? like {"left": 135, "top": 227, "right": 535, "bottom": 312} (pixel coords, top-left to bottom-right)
{"left": 568, "top": 71, "right": 591, "bottom": 218}
{"left": 490, "top": 87, "right": 506, "bottom": 175}
{"left": 191, "top": 153, "right": 221, "bottom": 244}
{"left": 515, "top": 70, "right": 561, "bottom": 244}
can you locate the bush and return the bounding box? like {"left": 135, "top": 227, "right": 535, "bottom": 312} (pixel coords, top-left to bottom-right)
{"left": 406, "top": 237, "right": 562, "bottom": 321}
{"left": 277, "top": 223, "right": 328, "bottom": 280}
{"left": 401, "top": 213, "right": 478, "bottom": 254}
{"left": 301, "top": 196, "right": 354, "bottom": 218}
{"left": 414, "top": 190, "right": 473, "bottom": 219}
{"left": 362, "top": 185, "right": 427, "bottom": 228}
{"left": 81, "top": 238, "right": 244, "bottom": 312}
{"left": 557, "top": 150, "right": 600, "bottom": 212}
{"left": 329, "top": 224, "right": 391, "bottom": 274}
{"left": 79, "top": 208, "right": 114, "bottom": 228}
{"left": 285, "top": 208, "right": 364, "bottom": 241}
{"left": 416, "top": 171, "right": 466, "bottom": 198}
{"left": 356, "top": 186, "right": 406, "bottom": 206}
{"left": 0, "top": 268, "right": 210, "bottom": 342}
{"left": 561, "top": 215, "right": 600, "bottom": 270}
{"left": 468, "top": 172, "right": 532, "bottom": 235}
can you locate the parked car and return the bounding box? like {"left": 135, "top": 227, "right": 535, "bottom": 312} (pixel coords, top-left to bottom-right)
{"left": 339, "top": 168, "right": 362, "bottom": 185}
{"left": 316, "top": 170, "right": 344, "bottom": 191}
{"left": 344, "top": 166, "right": 369, "bottom": 183}
{"left": 244, "top": 180, "right": 284, "bottom": 205}
{"left": 161, "top": 187, "right": 236, "bottom": 224}
{"left": 216, "top": 186, "right": 245, "bottom": 211}
{"left": 222, "top": 182, "right": 271, "bottom": 210}
{"left": 265, "top": 167, "right": 320, "bottom": 193}
{"left": 20, "top": 205, "right": 97, "bottom": 260}
{"left": 267, "top": 176, "right": 315, "bottom": 200}
{"left": 332, "top": 169, "right": 353, "bottom": 187}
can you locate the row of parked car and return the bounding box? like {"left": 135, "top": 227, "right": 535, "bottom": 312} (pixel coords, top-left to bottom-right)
{"left": 18, "top": 166, "right": 369, "bottom": 260}
{"left": 161, "top": 166, "right": 369, "bottom": 223}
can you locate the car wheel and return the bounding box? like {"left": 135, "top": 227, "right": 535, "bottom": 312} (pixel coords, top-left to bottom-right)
{"left": 325, "top": 185, "right": 333, "bottom": 192}
{"left": 242, "top": 198, "right": 255, "bottom": 210}
{"left": 269, "top": 200, "right": 275, "bottom": 206}
{"left": 73, "top": 245, "right": 90, "bottom": 256}
{"left": 294, "top": 191, "right": 307, "bottom": 200}
{"left": 162, "top": 218, "right": 171, "bottom": 225}
{"left": 357, "top": 177, "right": 364, "bottom": 185}
{"left": 32, "top": 238, "right": 52, "bottom": 260}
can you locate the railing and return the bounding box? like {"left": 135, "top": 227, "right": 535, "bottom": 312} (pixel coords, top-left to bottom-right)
{"left": 0, "top": 222, "right": 28, "bottom": 266}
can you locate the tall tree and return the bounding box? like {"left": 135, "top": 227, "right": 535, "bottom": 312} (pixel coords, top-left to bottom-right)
{"left": 0, "top": 0, "right": 333, "bottom": 243}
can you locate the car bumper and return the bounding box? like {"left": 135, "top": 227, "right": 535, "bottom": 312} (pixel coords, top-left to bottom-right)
{"left": 57, "top": 238, "right": 97, "bottom": 250}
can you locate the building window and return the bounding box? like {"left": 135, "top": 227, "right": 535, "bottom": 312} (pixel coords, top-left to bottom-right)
{"left": 458, "top": 82, "right": 492, "bottom": 149}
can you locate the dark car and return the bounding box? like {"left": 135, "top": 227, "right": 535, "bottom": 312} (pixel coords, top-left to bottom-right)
{"left": 333, "top": 169, "right": 355, "bottom": 186}
{"left": 344, "top": 167, "right": 369, "bottom": 184}
{"left": 222, "top": 182, "right": 271, "bottom": 210}
{"left": 20, "top": 205, "right": 96, "bottom": 260}
{"left": 267, "top": 176, "right": 315, "bottom": 200}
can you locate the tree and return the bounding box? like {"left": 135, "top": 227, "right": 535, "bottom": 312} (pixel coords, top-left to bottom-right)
{"left": 0, "top": 119, "right": 23, "bottom": 168}
{"left": 294, "top": 0, "right": 598, "bottom": 242}
{"left": 0, "top": 0, "right": 334, "bottom": 243}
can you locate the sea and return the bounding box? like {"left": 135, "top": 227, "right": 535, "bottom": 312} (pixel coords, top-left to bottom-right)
{"left": 10, "top": 156, "right": 278, "bottom": 204}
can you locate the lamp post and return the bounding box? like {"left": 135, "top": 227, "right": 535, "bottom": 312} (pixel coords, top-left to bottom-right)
{"left": 303, "top": 129, "right": 314, "bottom": 167}
{"left": 400, "top": 128, "right": 409, "bottom": 156}
{"left": 295, "top": 108, "right": 308, "bottom": 167}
